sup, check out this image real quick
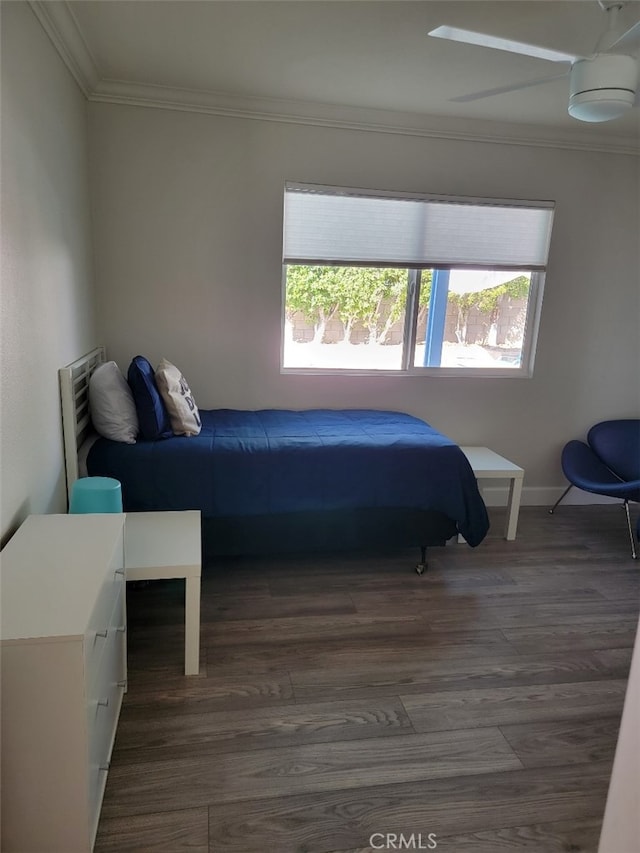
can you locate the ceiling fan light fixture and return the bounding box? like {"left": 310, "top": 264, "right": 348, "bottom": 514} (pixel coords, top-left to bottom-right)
{"left": 568, "top": 54, "right": 638, "bottom": 122}
{"left": 568, "top": 88, "right": 635, "bottom": 121}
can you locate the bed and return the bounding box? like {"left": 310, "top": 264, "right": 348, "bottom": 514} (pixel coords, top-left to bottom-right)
{"left": 59, "top": 348, "right": 489, "bottom": 569}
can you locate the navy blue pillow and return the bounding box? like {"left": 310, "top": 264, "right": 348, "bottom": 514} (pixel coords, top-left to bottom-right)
{"left": 127, "top": 355, "right": 173, "bottom": 441}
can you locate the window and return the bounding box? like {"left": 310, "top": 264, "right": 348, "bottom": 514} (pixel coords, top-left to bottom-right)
{"left": 282, "top": 183, "right": 554, "bottom": 376}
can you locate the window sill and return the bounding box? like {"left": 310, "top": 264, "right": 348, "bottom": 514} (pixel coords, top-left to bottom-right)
{"left": 280, "top": 366, "right": 533, "bottom": 378}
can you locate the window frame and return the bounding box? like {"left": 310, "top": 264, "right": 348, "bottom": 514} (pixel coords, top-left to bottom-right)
{"left": 281, "top": 183, "right": 553, "bottom": 379}
{"left": 281, "top": 267, "right": 545, "bottom": 378}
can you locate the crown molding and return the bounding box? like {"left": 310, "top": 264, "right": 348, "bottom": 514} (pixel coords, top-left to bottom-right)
{"left": 31, "top": 2, "right": 639, "bottom": 157}
{"left": 89, "top": 79, "right": 640, "bottom": 156}
{"left": 29, "top": 0, "right": 99, "bottom": 97}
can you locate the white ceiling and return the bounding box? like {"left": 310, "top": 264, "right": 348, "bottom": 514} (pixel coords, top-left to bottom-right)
{"left": 54, "top": 1, "right": 640, "bottom": 146}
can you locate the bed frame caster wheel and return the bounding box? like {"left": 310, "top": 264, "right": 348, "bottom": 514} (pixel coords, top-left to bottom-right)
{"left": 415, "top": 546, "right": 427, "bottom": 575}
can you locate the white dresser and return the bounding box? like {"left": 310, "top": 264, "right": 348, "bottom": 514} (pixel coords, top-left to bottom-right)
{"left": 1, "top": 514, "right": 127, "bottom": 853}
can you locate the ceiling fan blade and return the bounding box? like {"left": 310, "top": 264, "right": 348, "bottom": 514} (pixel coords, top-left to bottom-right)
{"left": 428, "top": 26, "right": 580, "bottom": 64}
{"left": 450, "top": 72, "right": 569, "bottom": 103}
{"left": 605, "top": 18, "right": 640, "bottom": 50}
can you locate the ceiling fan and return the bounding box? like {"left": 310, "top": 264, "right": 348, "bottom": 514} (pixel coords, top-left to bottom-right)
{"left": 428, "top": 1, "right": 640, "bottom": 122}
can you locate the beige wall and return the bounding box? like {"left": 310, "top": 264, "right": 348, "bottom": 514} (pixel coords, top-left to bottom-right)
{"left": 88, "top": 103, "right": 639, "bottom": 499}
{"left": 0, "top": 3, "right": 97, "bottom": 541}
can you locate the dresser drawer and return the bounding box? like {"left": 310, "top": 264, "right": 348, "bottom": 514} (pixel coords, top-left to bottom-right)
{"left": 85, "top": 540, "right": 125, "bottom": 678}
{"left": 86, "top": 583, "right": 125, "bottom": 726}
{"left": 86, "top": 586, "right": 126, "bottom": 840}
{"left": 87, "top": 676, "right": 125, "bottom": 842}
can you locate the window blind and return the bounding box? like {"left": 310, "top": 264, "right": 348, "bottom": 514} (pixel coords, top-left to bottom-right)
{"left": 283, "top": 183, "right": 555, "bottom": 270}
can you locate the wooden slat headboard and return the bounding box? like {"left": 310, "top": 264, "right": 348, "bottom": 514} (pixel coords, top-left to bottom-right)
{"left": 58, "top": 346, "right": 106, "bottom": 504}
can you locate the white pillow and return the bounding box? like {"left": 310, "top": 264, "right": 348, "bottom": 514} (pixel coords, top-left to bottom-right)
{"left": 155, "top": 358, "right": 202, "bottom": 436}
{"left": 89, "top": 361, "right": 138, "bottom": 444}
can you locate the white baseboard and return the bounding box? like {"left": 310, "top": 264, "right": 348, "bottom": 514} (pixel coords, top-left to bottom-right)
{"left": 481, "top": 486, "right": 625, "bottom": 508}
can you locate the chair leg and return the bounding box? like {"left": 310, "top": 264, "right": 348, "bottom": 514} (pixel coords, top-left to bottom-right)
{"left": 549, "top": 484, "right": 573, "bottom": 515}
{"left": 623, "top": 500, "right": 637, "bottom": 560}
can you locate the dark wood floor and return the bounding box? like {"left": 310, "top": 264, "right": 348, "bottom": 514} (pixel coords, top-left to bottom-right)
{"left": 95, "top": 506, "right": 640, "bottom": 853}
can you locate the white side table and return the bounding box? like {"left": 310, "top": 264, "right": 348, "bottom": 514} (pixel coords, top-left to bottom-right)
{"left": 124, "top": 511, "right": 201, "bottom": 675}
{"left": 460, "top": 446, "right": 525, "bottom": 541}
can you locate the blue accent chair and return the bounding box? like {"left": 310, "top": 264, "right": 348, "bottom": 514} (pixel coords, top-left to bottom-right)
{"left": 550, "top": 419, "right": 640, "bottom": 558}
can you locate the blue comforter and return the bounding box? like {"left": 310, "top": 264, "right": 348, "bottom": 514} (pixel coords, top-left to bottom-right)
{"left": 87, "top": 409, "right": 489, "bottom": 546}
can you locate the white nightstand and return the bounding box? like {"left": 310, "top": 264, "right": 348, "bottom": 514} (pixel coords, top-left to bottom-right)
{"left": 124, "top": 511, "right": 202, "bottom": 675}
{"left": 460, "top": 446, "right": 525, "bottom": 541}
